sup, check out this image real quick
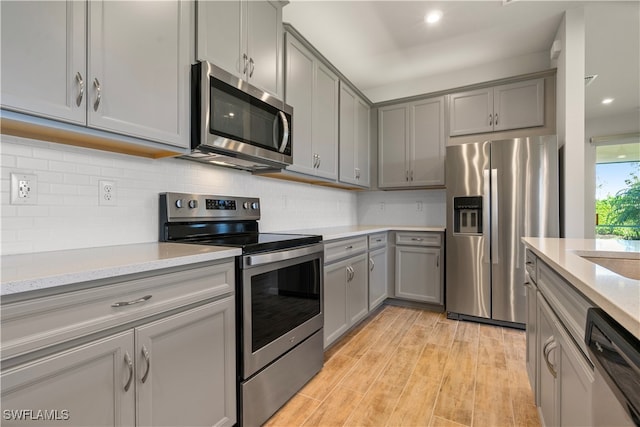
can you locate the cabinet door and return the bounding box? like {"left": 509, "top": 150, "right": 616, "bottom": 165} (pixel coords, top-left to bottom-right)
{"left": 246, "top": 0, "right": 282, "bottom": 97}
{"left": 135, "top": 298, "right": 236, "bottom": 427}
{"left": 284, "top": 34, "right": 315, "bottom": 175}
{"left": 537, "top": 294, "right": 558, "bottom": 427}
{"left": 395, "top": 246, "right": 442, "bottom": 304}
{"left": 0, "top": 1, "right": 86, "bottom": 124}
{"left": 339, "top": 83, "right": 357, "bottom": 184}
{"left": 196, "top": 0, "right": 243, "bottom": 77}
{"left": 493, "top": 79, "right": 544, "bottom": 131}
{"left": 525, "top": 282, "right": 538, "bottom": 400}
{"left": 369, "top": 247, "right": 388, "bottom": 310}
{"left": 347, "top": 254, "right": 369, "bottom": 326}
{"left": 410, "top": 97, "right": 445, "bottom": 186}
{"left": 378, "top": 105, "right": 408, "bottom": 188}
{"left": 313, "top": 62, "right": 339, "bottom": 180}
{"left": 324, "top": 260, "right": 349, "bottom": 348}
{"left": 1, "top": 332, "right": 135, "bottom": 427}
{"left": 355, "top": 97, "right": 371, "bottom": 187}
{"left": 88, "top": 0, "right": 190, "bottom": 148}
{"left": 449, "top": 88, "right": 493, "bottom": 136}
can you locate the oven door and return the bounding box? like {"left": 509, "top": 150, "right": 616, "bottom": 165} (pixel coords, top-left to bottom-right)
{"left": 241, "top": 243, "right": 323, "bottom": 378}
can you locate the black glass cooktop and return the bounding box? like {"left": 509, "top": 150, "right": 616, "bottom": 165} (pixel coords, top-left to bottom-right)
{"left": 184, "top": 232, "right": 322, "bottom": 254}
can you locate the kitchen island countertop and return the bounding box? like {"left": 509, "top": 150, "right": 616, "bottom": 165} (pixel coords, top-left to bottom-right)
{"left": 1, "top": 243, "right": 241, "bottom": 297}
{"left": 522, "top": 237, "right": 640, "bottom": 339}
{"left": 281, "top": 225, "right": 445, "bottom": 241}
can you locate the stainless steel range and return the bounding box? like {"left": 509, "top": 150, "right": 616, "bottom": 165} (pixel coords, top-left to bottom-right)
{"left": 159, "top": 192, "right": 324, "bottom": 426}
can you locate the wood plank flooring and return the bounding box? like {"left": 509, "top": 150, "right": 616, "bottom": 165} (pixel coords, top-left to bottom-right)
{"left": 265, "top": 305, "right": 540, "bottom": 427}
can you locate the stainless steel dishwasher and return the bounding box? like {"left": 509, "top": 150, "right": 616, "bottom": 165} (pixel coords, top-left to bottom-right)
{"left": 585, "top": 308, "right": 640, "bottom": 426}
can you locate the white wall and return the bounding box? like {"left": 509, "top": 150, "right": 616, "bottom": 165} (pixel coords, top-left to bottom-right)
{"left": 1, "top": 135, "right": 358, "bottom": 255}
{"left": 357, "top": 189, "right": 446, "bottom": 226}
{"left": 365, "top": 51, "right": 550, "bottom": 103}
{"left": 552, "top": 8, "right": 587, "bottom": 238}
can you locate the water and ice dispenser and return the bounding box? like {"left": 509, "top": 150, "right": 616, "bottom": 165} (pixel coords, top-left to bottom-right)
{"left": 453, "top": 196, "right": 483, "bottom": 234}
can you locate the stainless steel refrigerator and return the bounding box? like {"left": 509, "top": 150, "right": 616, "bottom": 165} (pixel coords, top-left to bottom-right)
{"left": 445, "top": 136, "right": 558, "bottom": 326}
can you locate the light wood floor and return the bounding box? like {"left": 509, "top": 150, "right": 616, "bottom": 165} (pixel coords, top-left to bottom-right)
{"left": 265, "top": 304, "right": 541, "bottom": 427}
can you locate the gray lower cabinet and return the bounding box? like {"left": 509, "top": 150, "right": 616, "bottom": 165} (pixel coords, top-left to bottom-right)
{"left": 1, "top": 298, "right": 235, "bottom": 427}
{"left": 0, "top": 261, "right": 236, "bottom": 427}
{"left": 525, "top": 249, "right": 594, "bottom": 427}
{"left": 368, "top": 247, "right": 387, "bottom": 310}
{"left": 323, "top": 236, "right": 369, "bottom": 348}
{"left": 324, "top": 253, "right": 368, "bottom": 348}
{"left": 1, "top": 331, "right": 136, "bottom": 426}
{"left": 394, "top": 232, "right": 443, "bottom": 304}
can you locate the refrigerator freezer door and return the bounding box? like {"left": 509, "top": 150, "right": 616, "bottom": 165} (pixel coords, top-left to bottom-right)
{"left": 490, "top": 136, "right": 558, "bottom": 323}
{"left": 445, "top": 141, "right": 491, "bottom": 319}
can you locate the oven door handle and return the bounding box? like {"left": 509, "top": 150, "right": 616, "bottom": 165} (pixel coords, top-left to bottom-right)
{"left": 244, "top": 244, "right": 322, "bottom": 267}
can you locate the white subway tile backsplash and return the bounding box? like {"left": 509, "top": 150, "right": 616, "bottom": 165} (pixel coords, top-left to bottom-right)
{"left": 1, "top": 136, "right": 359, "bottom": 255}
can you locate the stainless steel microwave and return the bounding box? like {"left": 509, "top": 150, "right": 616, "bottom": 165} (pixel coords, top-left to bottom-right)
{"left": 183, "top": 61, "right": 293, "bottom": 171}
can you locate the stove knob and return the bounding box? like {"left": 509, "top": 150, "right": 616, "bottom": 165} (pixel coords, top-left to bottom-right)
{"left": 243, "top": 202, "right": 250, "bottom": 210}
{"left": 188, "top": 199, "right": 198, "bottom": 209}
{"left": 175, "top": 199, "right": 183, "bottom": 208}
{"left": 251, "top": 202, "right": 259, "bottom": 210}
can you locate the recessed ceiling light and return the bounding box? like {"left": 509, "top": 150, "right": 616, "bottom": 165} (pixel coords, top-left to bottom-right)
{"left": 617, "top": 154, "right": 627, "bottom": 159}
{"left": 425, "top": 10, "right": 443, "bottom": 24}
{"left": 602, "top": 98, "right": 614, "bottom": 105}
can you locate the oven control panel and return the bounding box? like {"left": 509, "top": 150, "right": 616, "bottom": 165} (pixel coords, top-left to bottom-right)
{"left": 160, "top": 192, "right": 260, "bottom": 221}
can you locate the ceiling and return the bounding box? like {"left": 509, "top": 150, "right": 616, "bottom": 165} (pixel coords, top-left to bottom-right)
{"left": 283, "top": 1, "right": 640, "bottom": 121}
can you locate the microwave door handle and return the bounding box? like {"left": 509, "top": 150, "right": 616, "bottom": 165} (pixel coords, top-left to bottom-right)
{"left": 276, "top": 111, "right": 290, "bottom": 153}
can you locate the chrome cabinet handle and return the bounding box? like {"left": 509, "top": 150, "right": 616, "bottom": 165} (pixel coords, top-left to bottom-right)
{"left": 410, "top": 170, "right": 414, "bottom": 181}
{"left": 124, "top": 352, "right": 134, "bottom": 392}
{"left": 345, "top": 245, "right": 353, "bottom": 250}
{"left": 75, "top": 72, "right": 84, "bottom": 107}
{"left": 249, "top": 58, "right": 255, "bottom": 78}
{"left": 93, "top": 78, "right": 101, "bottom": 111}
{"left": 495, "top": 113, "right": 498, "bottom": 126}
{"left": 542, "top": 336, "right": 557, "bottom": 379}
{"left": 489, "top": 113, "right": 493, "bottom": 126}
{"left": 242, "top": 53, "right": 248, "bottom": 75}
{"left": 141, "top": 345, "right": 151, "bottom": 383}
{"left": 411, "top": 238, "right": 424, "bottom": 242}
{"left": 436, "top": 255, "right": 440, "bottom": 268}
{"left": 111, "top": 295, "right": 152, "bottom": 308}
{"left": 317, "top": 155, "right": 321, "bottom": 168}
{"left": 406, "top": 170, "right": 409, "bottom": 182}
{"left": 369, "top": 257, "right": 375, "bottom": 271}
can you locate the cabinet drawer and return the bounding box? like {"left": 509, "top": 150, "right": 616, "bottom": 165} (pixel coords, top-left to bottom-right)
{"left": 1, "top": 261, "right": 234, "bottom": 361}
{"left": 537, "top": 261, "right": 593, "bottom": 358}
{"left": 395, "top": 232, "right": 441, "bottom": 247}
{"left": 324, "top": 236, "right": 368, "bottom": 264}
{"left": 368, "top": 233, "right": 387, "bottom": 250}
{"left": 525, "top": 249, "right": 537, "bottom": 283}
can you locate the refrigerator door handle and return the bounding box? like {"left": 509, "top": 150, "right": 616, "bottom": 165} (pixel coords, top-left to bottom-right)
{"left": 483, "top": 169, "right": 491, "bottom": 264}
{"left": 491, "top": 168, "right": 499, "bottom": 264}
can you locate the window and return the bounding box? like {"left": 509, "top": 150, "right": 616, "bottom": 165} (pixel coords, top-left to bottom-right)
{"left": 594, "top": 140, "right": 640, "bottom": 240}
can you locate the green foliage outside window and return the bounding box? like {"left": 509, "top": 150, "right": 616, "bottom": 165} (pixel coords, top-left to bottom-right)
{"left": 596, "top": 168, "right": 640, "bottom": 240}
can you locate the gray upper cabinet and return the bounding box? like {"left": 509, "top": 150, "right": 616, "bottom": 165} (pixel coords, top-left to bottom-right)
{"left": 197, "top": 0, "right": 284, "bottom": 99}
{"left": 1, "top": 0, "right": 191, "bottom": 150}
{"left": 0, "top": 1, "right": 87, "bottom": 125}
{"left": 379, "top": 96, "right": 445, "bottom": 188}
{"left": 284, "top": 33, "right": 338, "bottom": 180}
{"left": 339, "top": 83, "right": 370, "bottom": 187}
{"left": 449, "top": 78, "right": 544, "bottom": 136}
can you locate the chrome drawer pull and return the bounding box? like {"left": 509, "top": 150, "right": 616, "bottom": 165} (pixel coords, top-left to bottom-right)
{"left": 411, "top": 238, "right": 424, "bottom": 241}
{"left": 345, "top": 245, "right": 353, "bottom": 250}
{"left": 75, "top": 72, "right": 84, "bottom": 107}
{"left": 93, "top": 78, "right": 101, "bottom": 111}
{"left": 111, "top": 295, "right": 152, "bottom": 308}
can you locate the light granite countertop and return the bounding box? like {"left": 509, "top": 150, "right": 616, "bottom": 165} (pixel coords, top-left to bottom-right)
{"left": 522, "top": 237, "right": 640, "bottom": 339}
{"left": 282, "top": 225, "right": 446, "bottom": 241}
{"left": 1, "top": 243, "right": 241, "bottom": 297}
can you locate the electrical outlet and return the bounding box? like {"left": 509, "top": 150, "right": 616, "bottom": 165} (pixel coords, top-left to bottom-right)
{"left": 99, "top": 180, "right": 117, "bottom": 206}
{"left": 10, "top": 173, "right": 38, "bottom": 205}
